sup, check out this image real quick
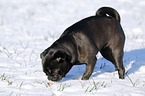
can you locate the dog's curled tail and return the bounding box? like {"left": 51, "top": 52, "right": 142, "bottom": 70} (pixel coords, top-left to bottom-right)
{"left": 96, "top": 7, "right": 120, "bottom": 23}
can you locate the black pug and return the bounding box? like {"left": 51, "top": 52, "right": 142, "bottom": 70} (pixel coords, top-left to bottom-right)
{"left": 40, "top": 7, "right": 125, "bottom": 81}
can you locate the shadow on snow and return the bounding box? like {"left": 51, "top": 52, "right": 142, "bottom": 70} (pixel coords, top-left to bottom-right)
{"left": 62, "top": 48, "right": 145, "bottom": 81}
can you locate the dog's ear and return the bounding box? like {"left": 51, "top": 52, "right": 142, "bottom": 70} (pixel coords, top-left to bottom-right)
{"left": 40, "top": 48, "right": 49, "bottom": 59}
{"left": 40, "top": 52, "right": 43, "bottom": 59}
{"left": 53, "top": 51, "right": 66, "bottom": 63}
{"left": 53, "top": 51, "right": 72, "bottom": 63}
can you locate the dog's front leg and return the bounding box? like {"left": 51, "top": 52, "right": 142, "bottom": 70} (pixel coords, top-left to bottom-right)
{"left": 81, "top": 58, "right": 96, "bottom": 80}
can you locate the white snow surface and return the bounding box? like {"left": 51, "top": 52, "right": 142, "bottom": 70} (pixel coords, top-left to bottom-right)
{"left": 0, "top": 0, "right": 145, "bottom": 96}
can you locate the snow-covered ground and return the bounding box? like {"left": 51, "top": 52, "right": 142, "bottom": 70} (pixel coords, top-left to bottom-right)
{"left": 0, "top": 0, "right": 145, "bottom": 96}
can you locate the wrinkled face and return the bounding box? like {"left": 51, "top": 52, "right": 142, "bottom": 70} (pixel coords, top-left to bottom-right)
{"left": 40, "top": 49, "right": 72, "bottom": 81}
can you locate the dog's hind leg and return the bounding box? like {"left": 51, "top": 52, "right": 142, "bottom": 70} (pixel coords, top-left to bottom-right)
{"left": 100, "top": 47, "right": 125, "bottom": 79}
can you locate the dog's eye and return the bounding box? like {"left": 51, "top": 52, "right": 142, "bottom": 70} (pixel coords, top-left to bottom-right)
{"left": 48, "top": 69, "right": 52, "bottom": 74}
{"left": 45, "top": 68, "right": 52, "bottom": 75}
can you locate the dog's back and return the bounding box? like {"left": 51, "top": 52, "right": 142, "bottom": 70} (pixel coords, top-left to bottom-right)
{"left": 61, "top": 7, "right": 125, "bottom": 50}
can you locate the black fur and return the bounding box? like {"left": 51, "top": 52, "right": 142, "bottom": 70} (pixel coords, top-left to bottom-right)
{"left": 40, "top": 7, "right": 125, "bottom": 81}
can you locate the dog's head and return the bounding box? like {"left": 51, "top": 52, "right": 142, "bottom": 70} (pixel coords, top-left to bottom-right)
{"left": 40, "top": 48, "right": 73, "bottom": 81}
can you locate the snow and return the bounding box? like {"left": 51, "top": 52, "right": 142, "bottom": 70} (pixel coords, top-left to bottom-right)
{"left": 0, "top": 0, "right": 145, "bottom": 96}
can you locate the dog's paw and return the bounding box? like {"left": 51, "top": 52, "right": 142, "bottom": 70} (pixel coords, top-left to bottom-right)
{"left": 119, "top": 75, "right": 125, "bottom": 79}
{"left": 81, "top": 77, "right": 89, "bottom": 80}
